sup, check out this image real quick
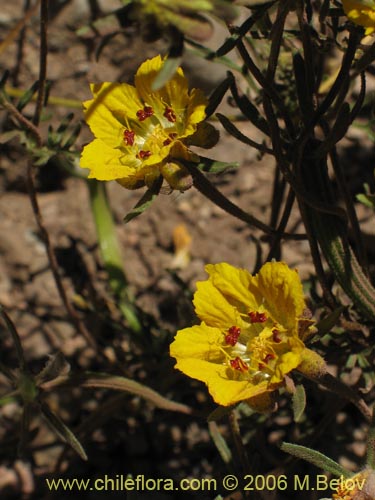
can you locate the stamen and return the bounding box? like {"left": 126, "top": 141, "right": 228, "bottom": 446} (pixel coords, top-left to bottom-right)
{"left": 258, "top": 353, "right": 275, "bottom": 371}
{"left": 272, "top": 328, "right": 281, "bottom": 343}
{"left": 225, "top": 326, "right": 241, "bottom": 346}
{"left": 249, "top": 311, "right": 267, "bottom": 323}
{"left": 164, "top": 107, "right": 177, "bottom": 123}
{"left": 163, "top": 133, "right": 178, "bottom": 146}
{"left": 137, "top": 106, "right": 154, "bottom": 121}
{"left": 230, "top": 357, "right": 249, "bottom": 372}
{"left": 138, "top": 150, "right": 152, "bottom": 159}
{"left": 264, "top": 353, "right": 275, "bottom": 363}
{"left": 123, "top": 129, "right": 135, "bottom": 146}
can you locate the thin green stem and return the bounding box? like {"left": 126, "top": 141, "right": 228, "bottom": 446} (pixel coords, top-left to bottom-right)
{"left": 88, "top": 180, "right": 142, "bottom": 334}
{"left": 0, "top": 306, "right": 26, "bottom": 371}
{"left": 33, "top": 0, "right": 48, "bottom": 126}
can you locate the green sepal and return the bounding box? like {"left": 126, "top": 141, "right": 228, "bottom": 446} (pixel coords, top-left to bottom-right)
{"left": 207, "top": 404, "right": 235, "bottom": 422}
{"left": 123, "top": 177, "right": 163, "bottom": 223}
{"left": 292, "top": 384, "right": 306, "bottom": 423}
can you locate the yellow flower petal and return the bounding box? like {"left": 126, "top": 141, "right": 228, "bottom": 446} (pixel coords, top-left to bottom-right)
{"left": 257, "top": 262, "right": 306, "bottom": 330}
{"left": 135, "top": 55, "right": 189, "bottom": 114}
{"left": 203, "top": 262, "right": 262, "bottom": 310}
{"left": 84, "top": 82, "right": 143, "bottom": 147}
{"left": 81, "top": 139, "right": 136, "bottom": 180}
{"left": 342, "top": 0, "right": 375, "bottom": 33}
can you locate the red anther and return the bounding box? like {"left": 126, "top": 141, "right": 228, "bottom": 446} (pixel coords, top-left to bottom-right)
{"left": 138, "top": 150, "right": 151, "bottom": 159}
{"left": 258, "top": 363, "right": 265, "bottom": 370}
{"left": 123, "top": 129, "right": 135, "bottom": 146}
{"left": 230, "top": 357, "right": 248, "bottom": 372}
{"left": 136, "top": 106, "right": 154, "bottom": 121}
{"left": 163, "top": 133, "right": 178, "bottom": 146}
{"left": 272, "top": 329, "right": 281, "bottom": 343}
{"left": 225, "top": 326, "right": 241, "bottom": 346}
{"left": 248, "top": 311, "right": 267, "bottom": 323}
{"left": 263, "top": 353, "right": 275, "bottom": 364}
{"left": 164, "top": 107, "right": 176, "bottom": 123}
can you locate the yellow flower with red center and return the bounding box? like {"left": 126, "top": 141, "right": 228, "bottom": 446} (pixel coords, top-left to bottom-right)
{"left": 170, "top": 261, "right": 325, "bottom": 407}
{"left": 342, "top": 0, "right": 375, "bottom": 35}
{"left": 80, "top": 55, "right": 215, "bottom": 191}
{"left": 331, "top": 470, "right": 374, "bottom": 500}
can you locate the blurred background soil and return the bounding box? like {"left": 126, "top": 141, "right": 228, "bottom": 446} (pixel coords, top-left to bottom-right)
{"left": 1, "top": 1, "right": 375, "bottom": 499}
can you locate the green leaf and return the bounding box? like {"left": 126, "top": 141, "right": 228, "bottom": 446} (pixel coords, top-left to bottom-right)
{"left": 209, "top": 421, "right": 232, "bottom": 464}
{"left": 152, "top": 56, "right": 183, "bottom": 91}
{"left": 123, "top": 178, "right": 163, "bottom": 223}
{"left": 74, "top": 373, "right": 193, "bottom": 415}
{"left": 40, "top": 402, "right": 88, "bottom": 461}
{"left": 16, "top": 81, "right": 39, "bottom": 111}
{"left": 215, "top": 3, "right": 274, "bottom": 56}
{"left": 216, "top": 113, "right": 271, "bottom": 153}
{"left": 36, "top": 352, "right": 70, "bottom": 385}
{"left": 292, "top": 385, "right": 306, "bottom": 423}
{"left": 280, "top": 443, "right": 351, "bottom": 477}
{"left": 229, "top": 79, "right": 269, "bottom": 135}
{"left": 88, "top": 180, "right": 142, "bottom": 333}
{"left": 207, "top": 404, "right": 235, "bottom": 421}
{"left": 315, "top": 306, "right": 344, "bottom": 336}
{"left": 367, "top": 411, "right": 375, "bottom": 468}
{"left": 196, "top": 156, "right": 239, "bottom": 174}
{"left": 206, "top": 74, "right": 234, "bottom": 118}
{"left": 356, "top": 193, "right": 375, "bottom": 209}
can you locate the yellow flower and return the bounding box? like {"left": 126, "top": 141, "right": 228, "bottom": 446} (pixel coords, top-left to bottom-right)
{"left": 170, "top": 261, "right": 324, "bottom": 407}
{"left": 80, "top": 55, "right": 213, "bottom": 191}
{"left": 342, "top": 0, "right": 375, "bottom": 35}
{"left": 331, "top": 470, "right": 374, "bottom": 500}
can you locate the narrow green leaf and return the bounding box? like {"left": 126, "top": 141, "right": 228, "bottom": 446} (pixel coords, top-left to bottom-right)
{"left": 209, "top": 421, "right": 232, "bottom": 464}
{"left": 356, "top": 193, "right": 375, "bottom": 209}
{"left": 206, "top": 74, "right": 234, "bottom": 118}
{"left": 315, "top": 306, "right": 344, "bottom": 336}
{"left": 293, "top": 53, "right": 313, "bottom": 123}
{"left": 18, "top": 403, "right": 34, "bottom": 458}
{"left": 229, "top": 79, "right": 270, "bottom": 135}
{"left": 207, "top": 405, "right": 235, "bottom": 421}
{"left": 123, "top": 178, "right": 163, "bottom": 223}
{"left": 75, "top": 373, "right": 193, "bottom": 415}
{"left": 36, "top": 352, "right": 70, "bottom": 385}
{"left": 56, "top": 113, "right": 74, "bottom": 134}
{"left": 16, "top": 81, "right": 39, "bottom": 111}
{"left": 366, "top": 412, "right": 375, "bottom": 468}
{"left": 88, "top": 180, "right": 142, "bottom": 333}
{"left": 61, "top": 122, "right": 82, "bottom": 149}
{"left": 40, "top": 402, "right": 88, "bottom": 461}
{"left": 216, "top": 113, "right": 272, "bottom": 153}
{"left": 152, "top": 56, "right": 182, "bottom": 91}
{"left": 314, "top": 103, "right": 352, "bottom": 157}
{"left": 185, "top": 40, "right": 243, "bottom": 74}
{"left": 196, "top": 156, "right": 239, "bottom": 174}
{"left": 292, "top": 385, "right": 306, "bottom": 423}
{"left": 215, "top": 6, "right": 274, "bottom": 56}
{"left": 280, "top": 443, "right": 351, "bottom": 477}
{"left": 0, "top": 305, "right": 26, "bottom": 370}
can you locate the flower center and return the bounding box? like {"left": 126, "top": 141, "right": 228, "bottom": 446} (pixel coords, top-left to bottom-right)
{"left": 222, "top": 310, "right": 285, "bottom": 383}
{"left": 121, "top": 104, "right": 180, "bottom": 163}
